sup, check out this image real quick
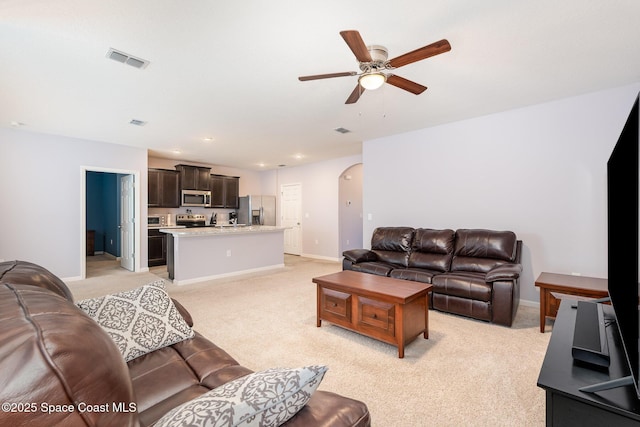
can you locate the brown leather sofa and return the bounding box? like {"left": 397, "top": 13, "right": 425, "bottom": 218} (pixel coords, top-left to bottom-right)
{"left": 343, "top": 228, "right": 522, "bottom": 327}
{"left": 0, "top": 260, "right": 371, "bottom": 427}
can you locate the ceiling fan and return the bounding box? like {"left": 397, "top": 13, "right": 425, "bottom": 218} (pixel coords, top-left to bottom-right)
{"left": 298, "top": 30, "right": 451, "bottom": 104}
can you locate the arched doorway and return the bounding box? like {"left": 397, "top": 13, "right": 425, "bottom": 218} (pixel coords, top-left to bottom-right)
{"left": 338, "top": 163, "right": 363, "bottom": 256}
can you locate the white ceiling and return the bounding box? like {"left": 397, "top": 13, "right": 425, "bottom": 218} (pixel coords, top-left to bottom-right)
{"left": 2, "top": 1, "right": 640, "bottom": 170}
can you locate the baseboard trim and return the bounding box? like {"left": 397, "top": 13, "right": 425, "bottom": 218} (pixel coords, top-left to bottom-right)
{"left": 300, "top": 253, "right": 341, "bottom": 262}
{"left": 520, "top": 298, "right": 539, "bottom": 308}
{"left": 172, "top": 263, "right": 286, "bottom": 286}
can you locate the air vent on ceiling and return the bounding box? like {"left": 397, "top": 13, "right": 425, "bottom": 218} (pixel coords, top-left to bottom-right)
{"left": 334, "top": 127, "right": 351, "bottom": 134}
{"left": 106, "top": 48, "right": 149, "bottom": 69}
{"left": 130, "top": 119, "right": 147, "bottom": 126}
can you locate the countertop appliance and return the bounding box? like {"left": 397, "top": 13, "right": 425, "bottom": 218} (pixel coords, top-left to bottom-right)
{"left": 181, "top": 190, "right": 212, "bottom": 207}
{"left": 148, "top": 215, "right": 167, "bottom": 227}
{"left": 176, "top": 214, "right": 207, "bottom": 227}
{"left": 238, "top": 195, "right": 276, "bottom": 226}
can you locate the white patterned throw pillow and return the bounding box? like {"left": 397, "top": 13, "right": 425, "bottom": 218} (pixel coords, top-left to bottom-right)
{"left": 154, "top": 365, "right": 328, "bottom": 427}
{"left": 76, "top": 280, "right": 194, "bottom": 362}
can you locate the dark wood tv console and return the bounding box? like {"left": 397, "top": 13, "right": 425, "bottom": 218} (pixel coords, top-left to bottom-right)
{"left": 537, "top": 298, "right": 640, "bottom": 426}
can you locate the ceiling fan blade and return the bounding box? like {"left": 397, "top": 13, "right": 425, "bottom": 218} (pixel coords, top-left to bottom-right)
{"left": 298, "top": 71, "right": 357, "bottom": 81}
{"left": 345, "top": 84, "right": 364, "bottom": 104}
{"left": 386, "top": 74, "right": 427, "bottom": 95}
{"left": 388, "top": 39, "right": 451, "bottom": 69}
{"left": 340, "top": 30, "right": 372, "bottom": 63}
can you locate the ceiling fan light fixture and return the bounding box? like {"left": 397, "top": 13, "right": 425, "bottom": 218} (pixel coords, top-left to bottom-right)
{"left": 358, "top": 72, "right": 386, "bottom": 90}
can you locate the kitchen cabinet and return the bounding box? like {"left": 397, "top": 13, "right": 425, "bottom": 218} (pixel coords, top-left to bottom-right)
{"left": 210, "top": 174, "right": 239, "bottom": 208}
{"left": 175, "top": 164, "right": 211, "bottom": 191}
{"left": 148, "top": 169, "right": 179, "bottom": 207}
{"left": 148, "top": 228, "right": 167, "bottom": 266}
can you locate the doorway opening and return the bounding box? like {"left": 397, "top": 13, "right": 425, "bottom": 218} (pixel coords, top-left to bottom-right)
{"left": 338, "top": 163, "right": 363, "bottom": 256}
{"left": 81, "top": 167, "right": 141, "bottom": 279}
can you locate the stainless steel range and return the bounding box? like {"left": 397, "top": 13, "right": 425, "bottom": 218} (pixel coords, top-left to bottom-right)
{"left": 175, "top": 214, "right": 207, "bottom": 227}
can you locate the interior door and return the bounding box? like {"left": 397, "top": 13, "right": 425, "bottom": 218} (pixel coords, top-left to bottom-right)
{"left": 281, "top": 183, "right": 302, "bottom": 255}
{"left": 120, "top": 174, "right": 135, "bottom": 271}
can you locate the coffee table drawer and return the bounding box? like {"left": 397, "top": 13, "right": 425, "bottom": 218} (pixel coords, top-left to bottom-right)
{"left": 320, "top": 288, "right": 352, "bottom": 323}
{"left": 358, "top": 297, "right": 395, "bottom": 337}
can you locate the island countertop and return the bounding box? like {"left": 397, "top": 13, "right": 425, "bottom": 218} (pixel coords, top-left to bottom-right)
{"left": 159, "top": 225, "right": 287, "bottom": 237}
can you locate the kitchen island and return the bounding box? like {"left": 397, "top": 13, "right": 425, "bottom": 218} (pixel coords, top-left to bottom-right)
{"left": 160, "top": 226, "right": 287, "bottom": 285}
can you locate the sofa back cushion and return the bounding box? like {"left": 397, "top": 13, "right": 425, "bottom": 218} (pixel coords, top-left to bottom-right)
{"left": 0, "top": 283, "right": 138, "bottom": 426}
{"left": 451, "top": 229, "right": 518, "bottom": 273}
{"left": 0, "top": 260, "right": 74, "bottom": 302}
{"left": 408, "top": 228, "right": 455, "bottom": 272}
{"left": 370, "top": 227, "right": 415, "bottom": 268}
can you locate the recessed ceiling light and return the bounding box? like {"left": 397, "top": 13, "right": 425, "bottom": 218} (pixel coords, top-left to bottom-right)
{"left": 10, "top": 121, "right": 25, "bottom": 127}
{"left": 203, "top": 137, "right": 214, "bottom": 142}
{"left": 171, "top": 149, "right": 182, "bottom": 155}
{"left": 293, "top": 154, "right": 304, "bottom": 160}
{"left": 334, "top": 127, "right": 351, "bottom": 134}
{"left": 257, "top": 163, "right": 266, "bottom": 168}
{"left": 129, "top": 119, "right": 147, "bottom": 126}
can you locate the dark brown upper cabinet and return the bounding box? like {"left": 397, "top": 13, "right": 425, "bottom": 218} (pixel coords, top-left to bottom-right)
{"left": 148, "top": 168, "right": 180, "bottom": 207}
{"left": 175, "top": 164, "right": 211, "bottom": 191}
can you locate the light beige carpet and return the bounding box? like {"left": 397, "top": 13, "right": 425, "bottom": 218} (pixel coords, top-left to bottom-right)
{"left": 69, "top": 256, "right": 551, "bottom": 426}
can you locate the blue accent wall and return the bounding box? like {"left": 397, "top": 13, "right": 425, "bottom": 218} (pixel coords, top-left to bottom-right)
{"left": 86, "top": 172, "right": 122, "bottom": 257}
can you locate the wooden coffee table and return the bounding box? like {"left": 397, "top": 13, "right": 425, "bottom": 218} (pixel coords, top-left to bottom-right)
{"left": 313, "top": 270, "right": 432, "bottom": 358}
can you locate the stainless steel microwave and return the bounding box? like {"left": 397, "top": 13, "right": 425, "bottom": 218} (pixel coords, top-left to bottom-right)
{"left": 181, "top": 190, "right": 212, "bottom": 207}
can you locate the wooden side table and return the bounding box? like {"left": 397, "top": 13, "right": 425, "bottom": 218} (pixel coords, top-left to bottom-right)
{"left": 535, "top": 272, "right": 608, "bottom": 332}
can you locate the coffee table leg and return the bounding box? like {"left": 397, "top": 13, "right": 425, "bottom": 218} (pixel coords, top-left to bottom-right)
{"left": 539, "top": 289, "right": 547, "bottom": 333}
{"left": 424, "top": 294, "right": 429, "bottom": 339}
{"left": 316, "top": 284, "right": 322, "bottom": 327}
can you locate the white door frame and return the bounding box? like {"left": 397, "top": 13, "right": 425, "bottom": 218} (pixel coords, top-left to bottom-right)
{"left": 80, "top": 166, "right": 141, "bottom": 279}
{"left": 120, "top": 174, "right": 135, "bottom": 271}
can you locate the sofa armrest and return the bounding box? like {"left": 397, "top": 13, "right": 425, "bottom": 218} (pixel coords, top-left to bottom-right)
{"left": 485, "top": 263, "right": 522, "bottom": 282}
{"left": 343, "top": 249, "right": 377, "bottom": 263}
{"left": 172, "top": 298, "right": 194, "bottom": 327}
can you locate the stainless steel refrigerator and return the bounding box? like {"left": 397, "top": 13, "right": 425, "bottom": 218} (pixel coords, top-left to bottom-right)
{"left": 237, "top": 195, "right": 276, "bottom": 226}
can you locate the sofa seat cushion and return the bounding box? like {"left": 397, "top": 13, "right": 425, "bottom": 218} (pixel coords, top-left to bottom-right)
{"left": 352, "top": 262, "right": 394, "bottom": 276}
{"left": 431, "top": 272, "right": 492, "bottom": 302}
{"left": 283, "top": 391, "right": 371, "bottom": 427}
{"left": 155, "top": 365, "right": 328, "bottom": 427}
{"left": 432, "top": 293, "right": 492, "bottom": 322}
{"left": 389, "top": 268, "right": 437, "bottom": 284}
{"left": 128, "top": 331, "right": 253, "bottom": 427}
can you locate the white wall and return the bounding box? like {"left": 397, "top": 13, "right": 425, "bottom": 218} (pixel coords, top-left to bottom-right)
{"left": 261, "top": 155, "right": 363, "bottom": 260}
{"left": 363, "top": 83, "right": 640, "bottom": 303}
{"left": 0, "top": 129, "right": 148, "bottom": 279}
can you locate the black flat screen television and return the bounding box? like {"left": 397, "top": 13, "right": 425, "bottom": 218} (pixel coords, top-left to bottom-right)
{"left": 606, "top": 92, "right": 640, "bottom": 398}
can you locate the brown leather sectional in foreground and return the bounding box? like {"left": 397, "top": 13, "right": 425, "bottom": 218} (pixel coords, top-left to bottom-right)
{"left": 0, "top": 260, "right": 370, "bottom": 427}
{"left": 343, "top": 228, "right": 522, "bottom": 326}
